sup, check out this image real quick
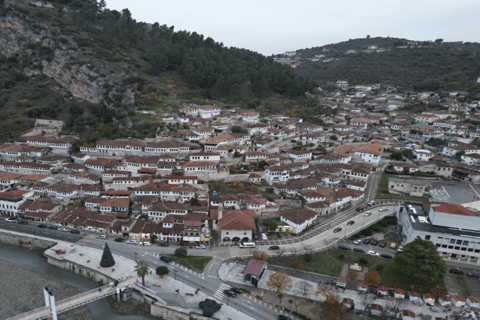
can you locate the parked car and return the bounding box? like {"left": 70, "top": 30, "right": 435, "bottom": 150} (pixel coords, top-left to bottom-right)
{"left": 268, "top": 245, "right": 280, "bottom": 250}
{"left": 364, "top": 211, "right": 372, "bottom": 217}
{"left": 363, "top": 239, "right": 371, "bottom": 245}
{"left": 449, "top": 269, "right": 464, "bottom": 275}
{"left": 467, "top": 272, "right": 480, "bottom": 278}
{"left": 379, "top": 242, "right": 387, "bottom": 248}
{"left": 380, "top": 254, "right": 393, "bottom": 259}
{"left": 366, "top": 250, "right": 380, "bottom": 256}
{"left": 70, "top": 229, "right": 80, "bottom": 234}
{"left": 5, "top": 218, "right": 17, "bottom": 223}
{"left": 353, "top": 248, "right": 365, "bottom": 254}
{"left": 230, "top": 287, "right": 243, "bottom": 294}
{"left": 58, "top": 227, "right": 69, "bottom": 232}
{"left": 96, "top": 234, "right": 108, "bottom": 239}
{"left": 114, "top": 237, "right": 124, "bottom": 242}
{"left": 157, "top": 242, "right": 169, "bottom": 247}
{"left": 371, "top": 240, "right": 378, "bottom": 246}
{"left": 126, "top": 240, "right": 138, "bottom": 245}
{"left": 389, "top": 242, "right": 397, "bottom": 249}
{"left": 139, "top": 241, "right": 151, "bottom": 246}
{"left": 17, "top": 220, "right": 28, "bottom": 225}
{"left": 397, "top": 245, "right": 404, "bottom": 252}
{"left": 223, "top": 290, "right": 236, "bottom": 298}
{"left": 379, "top": 207, "right": 388, "bottom": 212}
{"left": 347, "top": 220, "right": 355, "bottom": 226}
{"left": 353, "top": 239, "right": 362, "bottom": 245}
{"left": 47, "top": 225, "right": 57, "bottom": 230}
{"left": 252, "top": 233, "right": 258, "bottom": 241}
{"left": 195, "top": 245, "right": 206, "bottom": 249}
{"left": 368, "top": 200, "right": 376, "bottom": 206}
{"left": 278, "top": 316, "right": 293, "bottom": 320}
{"left": 338, "top": 245, "right": 351, "bottom": 251}
{"left": 356, "top": 207, "right": 364, "bottom": 212}
{"left": 333, "top": 227, "right": 342, "bottom": 233}
{"left": 261, "top": 233, "right": 267, "bottom": 240}
{"left": 160, "top": 256, "right": 172, "bottom": 263}
{"left": 38, "top": 224, "right": 47, "bottom": 228}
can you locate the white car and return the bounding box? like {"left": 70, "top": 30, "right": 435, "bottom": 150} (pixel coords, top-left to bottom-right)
{"left": 368, "top": 200, "right": 376, "bottom": 206}
{"left": 353, "top": 239, "right": 362, "bottom": 245}
{"left": 96, "top": 234, "right": 108, "bottom": 239}
{"left": 58, "top": 227, "right": 69, "bottom": 232}
{"left": 379, "top": 207, "right": 388, "bottom": 212}
{"left": 366, "top": 250, "right": 380, "bottom": 256}
{"left": 126, "top": 240, "right": 138, "bottom": 245}
{"left": 5, "top": 218, "right": 17, "bottom": 223}
{"left": 364, "top": 211, "right": 372, "bottom": 216}
{"left": 397, "top": 245, "right": 404, "bottom": 252}
{"left": 139, "top": 241, "right": 151, "bottom": 246}
{"left": 195, "top": 245, "right": 206, "bottom": 249}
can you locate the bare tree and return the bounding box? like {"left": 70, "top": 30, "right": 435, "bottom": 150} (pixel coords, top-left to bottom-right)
{"left": 298, "top": 281, "right": 313, "bottom": 300}
{"left": 381, "top": 299, "right": 404, "bottom": 319}
{"left": 361, "top": 293, "right": 376, "bottom": 312}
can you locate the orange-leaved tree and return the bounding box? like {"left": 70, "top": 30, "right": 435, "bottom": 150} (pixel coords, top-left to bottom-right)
{"left": 346, "top": 270, "right": 359, "bottom": 284}
{"left": 289, "top": 260, "right": 304, "bottom": 273}
{"left": 364, "top": 271, "right": 382, "bottom": 287}
{"left": 430, "top": 284, "right": 448, "bottom": 298}
{"left": 252, "top": 251, "right": 269, "bottom": 261}
{"left": 311, "top": 294, "right": 351, "bottom": 320}
{"left": 267, "top": 272, "right": 293, "bottom": 295}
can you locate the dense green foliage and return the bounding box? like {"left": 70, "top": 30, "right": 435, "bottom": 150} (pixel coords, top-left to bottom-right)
{"left": 0, "top": 0, "right": 314, "bottom": 141}
{"left": 296, "top": 37, "right": 480, "bottom": 93}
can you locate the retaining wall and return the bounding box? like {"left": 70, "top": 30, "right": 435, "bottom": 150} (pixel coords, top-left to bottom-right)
{"left": 150, "top": 303, "right": 219, "bottom": 320}
{"left": 0, "top": 231, "right": 55, "bottom": 249}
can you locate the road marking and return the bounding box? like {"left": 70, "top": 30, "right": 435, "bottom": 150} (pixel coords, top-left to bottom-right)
{"left": 214, "top": 283, "right": 231, "bottom": 300}
{"left": 469, "top": 184, "right": 479, "bottom": 198}
{"left": 442, "top": 186, "right": 451, "bottom": 198}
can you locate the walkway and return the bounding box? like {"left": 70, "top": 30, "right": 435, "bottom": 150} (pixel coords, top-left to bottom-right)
{"left": 8, "top": 277, "right": 137, "bottom": 320}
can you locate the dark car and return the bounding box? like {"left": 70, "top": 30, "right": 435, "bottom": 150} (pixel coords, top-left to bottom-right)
{"left": 371, "top": 240, "right": 378, "bottom": 246}
{"left": 467, "top": 272, "right": 480, "bottom": 278}
{"left": 380, "top": 254, "right": 393, "bottom": 259}
{"left": 347, "top": 220, "right": 355, "bottom": 226}
{"left": 38, "top": 224, "right": 47, "bottom": 228}
{"left": 449, "top": 269, "right": 464, "bottom": 275}
{"left": 230, "top": 287, "right": 243, "bottom": 294}
{"left": 333, "top": 227, "right": 342, "bottom": 233}
{"left": 278, "top": 315, "right": 293, "bottom": 320}
{"left": 268, "top": 245, "right": 280, "bottom": 250}
{"left": 160, "top": 256, "right": 172, "bottom": 263}
{"left": 70, "top": 229, "right": 80, "bottom": 234}
{"left": 47, "top": 225, "right": 57, "bottom": 230}
{"left": 223, "top": 290, "right": 236, "bottom": 297}
{"left": 356, "top": 207, "right": 364, "bottom": 212}
{"left": 353, "top": 248, "right": 365, "bottom": 254}
{"left": 17, "top": 220, "right": 28, "bottom": 225}
{"left": 157, "top": 242, "right": 169, "bottom": 247}
{"left": 252, "top": 233, "right": 259, "bottom": 241}
{"left": 379, "top": 242, "right": 387, "bottom": 248}
{"left": 338, "top": 245, "right": 351, "bottom": 251}
{"left": 114, "top": 237, "right": 124, "bottom": 242}
{"left": 363, "top": 239, "right": 371, "bottom": 245}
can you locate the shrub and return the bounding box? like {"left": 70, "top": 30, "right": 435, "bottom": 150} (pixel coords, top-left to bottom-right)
{"left": 359, "top": 258, "right": 368, "bottom": 265}
{"left": 360, "top": 229, "right": 372, "bottom": 236}
{"left": 338, "top": 254, "right": 345, "bottom": 260}
{"left": 174, "top": 247, "right": 188, "bottom": 258}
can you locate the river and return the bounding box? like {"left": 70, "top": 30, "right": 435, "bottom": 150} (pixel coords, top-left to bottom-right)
{"left": 0, "top": 243, "right": 156, "bottom": 319}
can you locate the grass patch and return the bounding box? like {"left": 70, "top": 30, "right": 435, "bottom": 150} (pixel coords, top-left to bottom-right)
{"left": 166, "top": 255, "right": 212, "bottom": 273}
{"left": 269, "top": 249, "right": 389, "bottom": 277}
{"left": 261, "top": 192, "right": 281, "bottom": 201}
{"left": 134, "top": 113, "right": 158, "bottom": 122}
{"left": 376, "top": 172, "right": 431, "bottom": 201}
{"left": 456, "top": 276, "right": 472, "bottom": 297}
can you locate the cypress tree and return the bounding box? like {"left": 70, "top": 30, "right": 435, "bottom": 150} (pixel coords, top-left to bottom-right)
{"left": 100, "top": 243, "right": 115, "bottom": 268}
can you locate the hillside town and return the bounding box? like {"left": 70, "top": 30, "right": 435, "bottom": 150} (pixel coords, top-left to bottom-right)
{"left": 3, "top": 83, "right": 480, "bottom": 320}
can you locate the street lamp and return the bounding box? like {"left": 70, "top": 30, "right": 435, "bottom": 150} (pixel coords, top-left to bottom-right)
{"left": 174, "top": 269, "right": 178, "bottom": 280}
{"left": 33, "top": 231, "right": 36, "bottom": 239}
{"left": 134, "top": 252, "right": 138, "bottom": 262}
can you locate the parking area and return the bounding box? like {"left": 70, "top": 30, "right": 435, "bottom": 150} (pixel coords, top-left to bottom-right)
{"left": 444, "top": 266, "right": 480, "bottom": 298}
{"left": 431, "top": 181, "right": 480, "bottom": 204}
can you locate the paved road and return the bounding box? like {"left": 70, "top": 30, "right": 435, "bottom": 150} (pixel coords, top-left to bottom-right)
{"left": 0, "top": 220, "right": 84, "bottom": 242}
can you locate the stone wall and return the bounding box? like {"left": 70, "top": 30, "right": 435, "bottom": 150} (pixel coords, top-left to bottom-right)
{"left": 150, "top": 303, "right": 220, "bottom": 320}
{"left": 46, "top": 255, "right": 115, "bottom": 284}
{"left": 0, "top": 231, "right": 55, "bottom": 249}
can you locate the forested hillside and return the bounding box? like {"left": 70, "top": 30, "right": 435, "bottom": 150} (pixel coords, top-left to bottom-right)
{"left": 295, "top": 37, "right": 480, "bottom": 94}
{"left": 0, "top": 0, "right": 314, "bottom": 140}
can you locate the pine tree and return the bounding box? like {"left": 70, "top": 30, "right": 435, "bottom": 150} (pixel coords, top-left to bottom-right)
{"left": 100, "top": 243, "right": 115, "bottom": 268}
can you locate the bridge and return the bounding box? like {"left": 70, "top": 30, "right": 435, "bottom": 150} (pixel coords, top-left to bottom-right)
{"left": 7, "top": 276, "right": 165, "bottom": 320}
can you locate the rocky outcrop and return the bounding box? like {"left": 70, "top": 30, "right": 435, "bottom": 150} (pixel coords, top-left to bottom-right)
{"left": 0, "top": 8, "right": 134, "bottom": 106}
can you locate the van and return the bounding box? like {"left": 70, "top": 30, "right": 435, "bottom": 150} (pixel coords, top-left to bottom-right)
{"left": 353, "top": 248, "right": 365, "bottom": 254}
{"left": 390, "top": 242, "right": 396, "bottom": 249}
{"left": 261, "top": 233, "right": 267, "bottom": 240}
{"left": 239, "top": 242, "right": 256, "bottom": 248}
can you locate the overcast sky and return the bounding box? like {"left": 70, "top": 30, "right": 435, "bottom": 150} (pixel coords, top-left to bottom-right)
{"left": 107, "top": 0, "right": 480, "bottom": 56}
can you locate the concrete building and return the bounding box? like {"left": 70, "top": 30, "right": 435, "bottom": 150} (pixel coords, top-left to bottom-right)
{"left": 388, "top": 178, "right": 432, "bottom": 197}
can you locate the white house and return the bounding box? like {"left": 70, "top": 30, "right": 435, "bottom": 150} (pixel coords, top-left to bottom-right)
{"left": 0, "top": 190, "right": 34, "bottom": 217}
{"left": 279, "top": 208, "right": 318, "bottom": 233}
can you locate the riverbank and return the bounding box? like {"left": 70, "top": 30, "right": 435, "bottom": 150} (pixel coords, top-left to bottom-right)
{"left": 0, "top": 257, "right": 93, "bottom": 320}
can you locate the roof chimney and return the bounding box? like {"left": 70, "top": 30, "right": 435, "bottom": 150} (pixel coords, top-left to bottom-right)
{"left": 218, "top": 204, "right": 223, "bottom": 221}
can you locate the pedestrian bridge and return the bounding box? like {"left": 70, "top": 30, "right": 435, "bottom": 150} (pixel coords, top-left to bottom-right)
{"left": 7, "top": 277, "right": 166, "bottom": 320}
